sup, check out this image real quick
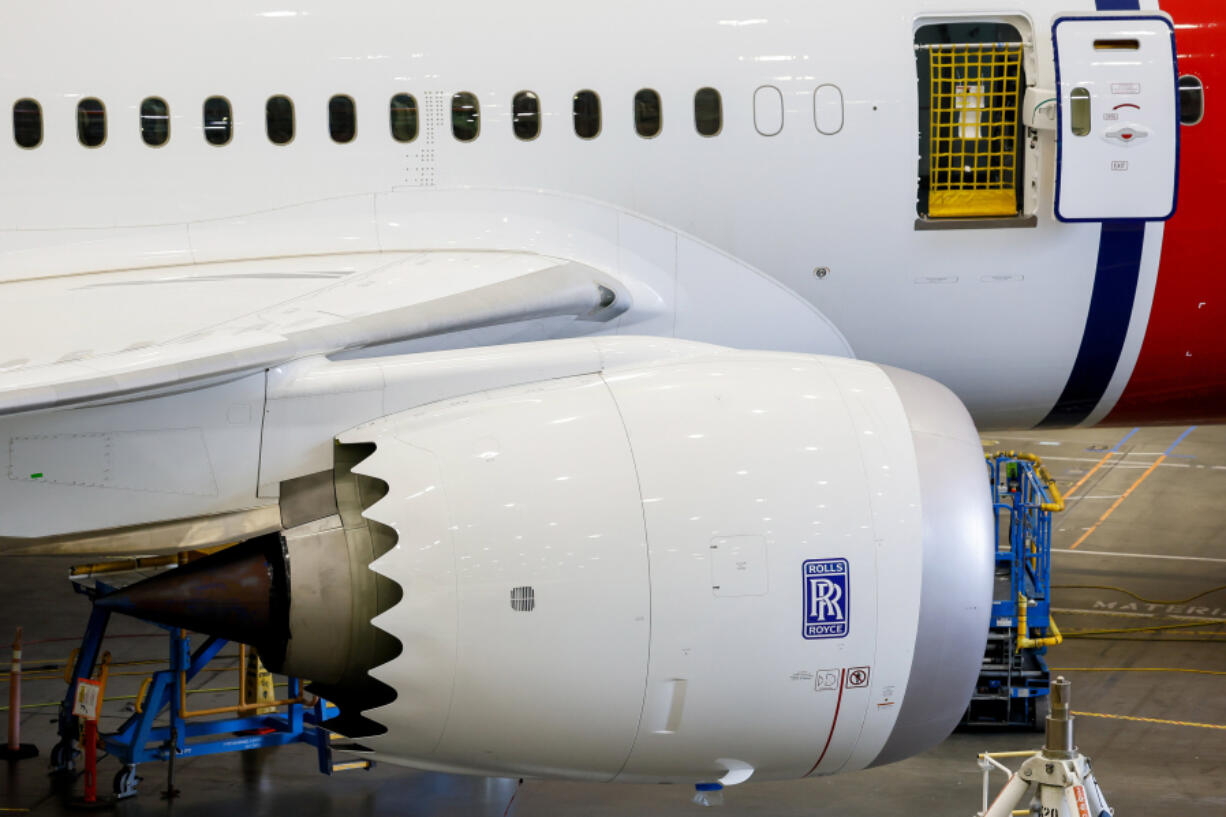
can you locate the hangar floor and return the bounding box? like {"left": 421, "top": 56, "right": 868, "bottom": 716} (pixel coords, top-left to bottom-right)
{"left": 3, "top": 424, "right": 1224, "bottom": 814}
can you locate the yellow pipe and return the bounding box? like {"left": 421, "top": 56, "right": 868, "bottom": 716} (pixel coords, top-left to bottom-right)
{"left": 134, "top": 677, "right": 152, "bottom": 714}
{"left": 1016, "top": 593, "right": 1062, "bottom": 651}
{"left": 1039, "top": 479, "right": 1065, "bottom": 513}
{"left": 95, "top": 651, "right": 112, "bottom": 704}
{"left": 62, "top": 648, "right": 79, "bottom": 684}
{"left": 986, "top": 451, "right": 1065, "bottom": 512}
{"left": 978, "top": 750, "right": 1039, "bottom": 760}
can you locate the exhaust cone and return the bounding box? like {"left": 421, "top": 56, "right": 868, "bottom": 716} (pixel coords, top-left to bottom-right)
{"left": 95, "top": 534, "right": 289, "bottom": 656}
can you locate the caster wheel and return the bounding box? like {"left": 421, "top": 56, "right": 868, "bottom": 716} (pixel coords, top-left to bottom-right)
{"left": 113, "top": 764, "right": 142, "bottom": 799}
{"left": 50, "top": 741, "right": 79, "bottom": 773}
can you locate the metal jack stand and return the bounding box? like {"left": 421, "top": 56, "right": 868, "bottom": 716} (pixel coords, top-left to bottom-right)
{"left": 978, "top": 677, "right": 1112, "bottom": 817}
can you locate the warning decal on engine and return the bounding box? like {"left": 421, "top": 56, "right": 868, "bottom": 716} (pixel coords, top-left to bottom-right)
{"left": 802, "top": 558, "right": 849, "bottom": 639}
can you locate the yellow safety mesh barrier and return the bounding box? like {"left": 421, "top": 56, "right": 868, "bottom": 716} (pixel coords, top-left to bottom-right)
{"left": 926, "top": 43, "right": 1023, "bottom": 218}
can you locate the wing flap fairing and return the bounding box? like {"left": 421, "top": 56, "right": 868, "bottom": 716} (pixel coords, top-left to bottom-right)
{"left": 0, "top": 252, "right": 626, "bottom": 415}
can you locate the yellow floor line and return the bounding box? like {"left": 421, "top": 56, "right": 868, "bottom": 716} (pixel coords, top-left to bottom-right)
{"left": 1052, "top": 583, "right": 1226, "bottom": 606}
{"left": 1053, "top": 667, "right": 1226, "bottom": 676}
{"left": 1070, "top": 454, "right": 1166, "bottom": 549}
{"left": 1062, "top": 619, "right": 1226, "bottom": 636}
{"left": 1051, "top": 606, "right": 1224, "bottom": 621}
{"left": 1073, "top": 710, "right": 1226, "bottom": 730}
{"left": 1064, "top": 449, "right": 1118, "bottom": 500}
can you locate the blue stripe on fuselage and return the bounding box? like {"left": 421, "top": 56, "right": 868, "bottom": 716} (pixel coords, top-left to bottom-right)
{"left": 1039, "top": 221, "right": 1145, "bottom": 427}
{"left": 1038, "top": 0, "right": 1146, "bottom": 427}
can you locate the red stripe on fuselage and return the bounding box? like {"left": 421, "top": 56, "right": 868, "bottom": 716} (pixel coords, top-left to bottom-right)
{"left": 1108, "top": 0, "right": 1226, "bottom": 425}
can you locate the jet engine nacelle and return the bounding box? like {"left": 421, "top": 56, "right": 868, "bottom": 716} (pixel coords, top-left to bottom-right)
{"left": 282, "top": 349, "right": 993, "bottom": 783}
{"left": 102, "top": 345, "right": 992, "bottom": 785}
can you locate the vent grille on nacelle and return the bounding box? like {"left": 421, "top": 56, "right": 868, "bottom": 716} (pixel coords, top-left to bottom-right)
{"left": 510, "top": 586, "right": 536, "bottom": 612}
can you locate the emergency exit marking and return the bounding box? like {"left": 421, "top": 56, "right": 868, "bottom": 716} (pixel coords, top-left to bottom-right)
{"left": 1111, "top": 161, "right": 1129, "bottom": 172}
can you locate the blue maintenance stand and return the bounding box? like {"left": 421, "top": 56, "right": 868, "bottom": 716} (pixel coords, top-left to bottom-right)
{"left": 961, "top": 453, "right": 1062, "bottom": 730}
{"left": 54, "top": 580, "right": 365, "bottom": 799}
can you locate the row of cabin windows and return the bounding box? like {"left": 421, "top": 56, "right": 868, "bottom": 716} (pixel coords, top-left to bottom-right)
{"left": 10, "top": 88, "right": 724, "bottom": 149}
{"left": 12, "top": 94, "right": 414, "bottom": 149}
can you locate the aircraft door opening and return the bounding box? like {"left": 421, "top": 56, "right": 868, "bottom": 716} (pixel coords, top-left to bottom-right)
{"left": 915, "top": 21, "right": 1030, "bottom": 225}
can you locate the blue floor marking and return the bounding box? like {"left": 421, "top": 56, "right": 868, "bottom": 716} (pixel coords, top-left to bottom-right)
{"left": 1163, "top": 426, "right": 1198, "bottom": 457}
{"left": 1108, "top": 427, "right": 1141, "bottom": 453}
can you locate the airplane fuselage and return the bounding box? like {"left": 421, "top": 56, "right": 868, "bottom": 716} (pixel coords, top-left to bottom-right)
{"left": 2, "top": 0, "right": 1222, "bottom": 430}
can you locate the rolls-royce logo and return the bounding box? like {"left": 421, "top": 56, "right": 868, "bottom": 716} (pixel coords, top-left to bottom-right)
{"left": 802, "top": 558, "right": 849, "bottom": 639}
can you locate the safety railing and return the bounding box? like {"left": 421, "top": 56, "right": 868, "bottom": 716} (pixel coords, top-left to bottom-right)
{"left": 986, "top": 452, "right": 1061, "bottom": 625}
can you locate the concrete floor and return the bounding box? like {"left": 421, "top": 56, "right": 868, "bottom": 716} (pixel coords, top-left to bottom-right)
{"left": 3, "top": 424, "right": 1225, "bottom": 814}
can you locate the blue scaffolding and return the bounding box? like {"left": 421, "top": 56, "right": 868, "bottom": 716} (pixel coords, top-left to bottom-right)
{"left": 53, "top": 580, "right": 365, "bottom": 798}
{"left": 962, "top": 452, "right": 1062, "bottom": 729}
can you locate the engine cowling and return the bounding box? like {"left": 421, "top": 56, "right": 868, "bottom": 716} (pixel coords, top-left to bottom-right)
{"left": 100, "top": 345, "right": 992, "bottom": 785}
{"left": 282, "top": 348, "right": 992, "bottom": 782}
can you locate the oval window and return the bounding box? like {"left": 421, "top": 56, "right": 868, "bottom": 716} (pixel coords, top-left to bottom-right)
{"left": 452, "top": 91, "right": 480, "bottom": 141}
{"left": 694, "top": 87, "right": 721, "bottom": 137}
{"left": 1070, "top": 87, "right": 1091, "bottom": 137}
{"left": 390, "top": 93, "right": 418, "bottom": 143}
{"left": 140, "top": 97, "right": 170, "bottom": 147}
{"left": 330, "top": 95, "right": 356, "bottom": 143}
{"left": 753, "top": 85, "right": 784, "bottom": 136}
{"left": 77, "top": 98, "right": 106, "bottom": 147}
{"left": 813, "top": 84, "right": 844, "bottom": 135}
{"left": 634, "top": 89, "right": 661, "bottom": 138}
{"left": 1180, "top": 75, "right": 1204, "bottom": 126}
{"left": 513, "top": 91, "right": 540, "bottom": 140}
{"left": 266, "top": 95, "right": 294, "bottom": 144}
{"left": 203, "top": 96, "right": 232, "bottom": 146}
{"left": 573, "top": 90, "right": 600, "bottom": 139}
{"left": 13, "top": 99, "right": 42, "bottom": 149}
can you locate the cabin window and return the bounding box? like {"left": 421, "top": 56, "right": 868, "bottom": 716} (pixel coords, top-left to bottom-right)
{"left": 513, "top": 91, "right": 540, "bottom": 140}
{"left": 753, "top": 85, "right": 784, "bottom": 136}
{"left": 573, "top": 90, "right": 600, "bottom": 139}
{"left": 390, "top": 93, "right": 418, "bottom": 142}
{"left": 329, "top": 95, "right": 356, "bottom": 143}
{"left": 915, "top": 22, "right": 1024, "bottom": 220}
{"left": 266, "top": 95, "right": 294, "bottom": 144}
{"left": 813, "top": 84, "right": 844, "bottom": 135}
{"left": 1069, "top": 88, "right": 1091, "bottom": 137}
{"left": 77, "top": 98, "right": 106, "bottom": 148}
{"left": 203, "top": 96, "right": 232, "bottom": 145}
{"left": 13, "top": 99, "right": 41, "bottom": 149}
{"left": 634, "top": 89, "right": 661, "bottom": 138}
{"left": 452, "top": 91, "right": 479, "bottom": 141}
{"left": 694, "top": 87, "right": 721, "bottom": 136}
{"left": 1180, "top": 75, "right": 1205, "bottom": 126}
{"left": 140, "top": 97, "right": 170, "bottom": 147}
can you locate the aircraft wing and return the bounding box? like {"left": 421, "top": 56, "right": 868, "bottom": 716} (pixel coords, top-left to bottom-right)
{"left": 0, "top": 251, "right": 625, "bottom": 415}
